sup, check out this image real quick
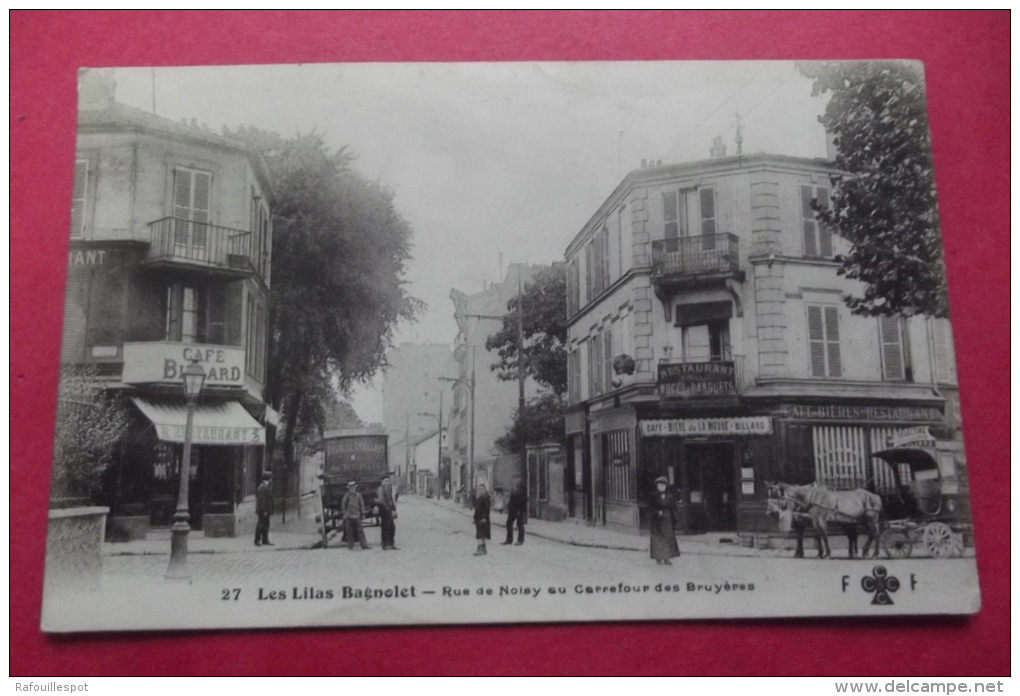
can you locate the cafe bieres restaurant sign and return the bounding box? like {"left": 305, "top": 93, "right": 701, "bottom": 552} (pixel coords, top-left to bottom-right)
{"left": 122, "top": 342, "right": 245, "bottom": 386}
{"left": 658, "top": 361, "right": 736, "bottom": 398}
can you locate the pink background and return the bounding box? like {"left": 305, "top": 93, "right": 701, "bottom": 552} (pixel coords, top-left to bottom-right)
{"left": 11, "top": 11, "right": 1009, "bottom": 676}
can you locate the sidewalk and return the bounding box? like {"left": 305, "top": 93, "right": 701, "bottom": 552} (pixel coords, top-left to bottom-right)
{"left": 421, "top": 495, "right": 784, "bottom": 558}
{"left": 103, "top": 512, "right": 323, "bottom": 556}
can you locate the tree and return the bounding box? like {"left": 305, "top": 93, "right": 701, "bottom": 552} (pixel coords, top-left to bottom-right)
{"left": 494, "top": 392, "right": 565, "bottom": 454}
{"left": 51, "top": 364, "right": 129, "bottom": 502}
{"left": 485, "top": 264, "right": 568, "bottom": 453}
{"left": 799, "top": 60, "right": 950, "bottom": 318}
{"left": 226, "top": 127, "right": 423, "bottom": 477}
{"left": 484, "top": 264, "right": 567, "bottom": 395}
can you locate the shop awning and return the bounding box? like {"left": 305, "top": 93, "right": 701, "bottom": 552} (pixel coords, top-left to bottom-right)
{"left": 131, "top": 398, "right": 265, "bottom": 446}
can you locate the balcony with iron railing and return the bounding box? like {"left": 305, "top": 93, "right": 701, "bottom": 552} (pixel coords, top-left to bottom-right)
{"left": 651, "top": 233, "right": 742, "bottom": 280}
{"left": 145, "top": 217, "right": 258, "bottom": 278}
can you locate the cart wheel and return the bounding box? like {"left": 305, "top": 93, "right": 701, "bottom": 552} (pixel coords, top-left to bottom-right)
{"left": 881, "top": 528, "right": 913, "bottom": 559}
{"left": 923, "top": 522, "right": 957, "bottom": 558}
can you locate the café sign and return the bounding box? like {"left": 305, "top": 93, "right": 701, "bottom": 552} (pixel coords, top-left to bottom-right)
{"left": 640, "top": 417, "right": 773, "bottom": 437}
{"left": 658, "top": 361, "right": 737, "bottom": 398}
{"left": 122, "top": 342, "right": 245, "bottom": 387}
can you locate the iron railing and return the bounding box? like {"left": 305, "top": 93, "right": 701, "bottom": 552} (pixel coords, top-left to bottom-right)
{"left": 147, "top": 217, "right": 255, "bottom": 273}
{"left": 651, "top": 233, "right": 740, "bottom": 277}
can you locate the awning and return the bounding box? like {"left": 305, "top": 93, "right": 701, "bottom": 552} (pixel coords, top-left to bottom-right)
{"left": 132, "top": 398, "right": 265, "bottom": 446}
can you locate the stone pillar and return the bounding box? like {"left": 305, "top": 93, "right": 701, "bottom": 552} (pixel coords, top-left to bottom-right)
{"left": 755, "top": 262, "right": 788, "bottom": 377}
{"left": 749, "top": 171, "right": 781, "bottom": 257}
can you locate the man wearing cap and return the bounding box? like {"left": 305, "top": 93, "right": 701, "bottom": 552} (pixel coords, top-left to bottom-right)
{"left": 376, "top": 475, "right": 399, "bottom": 550}
{"left": 340, "top": 481, "right": 371, "bottom": 550}
{"left": 649, "top": 476, "right": 680, "bottom": 565}
{"left": 255, "top": 470, "right": 274, "bottom": 547}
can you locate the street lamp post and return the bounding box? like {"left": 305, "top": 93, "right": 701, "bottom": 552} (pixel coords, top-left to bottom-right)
{"left": 166, "top": 357, "right": 206, "bottom": 581}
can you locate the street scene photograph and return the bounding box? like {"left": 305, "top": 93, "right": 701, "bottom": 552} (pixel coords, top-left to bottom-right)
{"left": 41, "top": 60, "right": 980, "bottom": 632}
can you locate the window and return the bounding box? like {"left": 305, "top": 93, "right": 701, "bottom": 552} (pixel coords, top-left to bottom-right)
{"left": 602, "top": 326, "right": 614, "bottom": 391}
{"left": 588, "top": 334, "right": 603, "bottom": 398}
{"left": 932, "top": 318, "right": 957, "bottom": 384}
{"left": 165, "top": 284, "right": 200, "bottom": 343}
{"left": 662, "top": 186, "right": 716, "bottom": 250}
{"left": 71, "top": 159, "right": 88, "bottom": 238}
{"left": 801, "top": 185, "right": 832, "bottom": 257}
{"left": 879, "top": 316, "right": 912, "bottom": 381}
{"left": 699, "top": 187, "right": 717, "bottom": 241}
{"left": 173, "top": 167, "right": 212, "bottom": 259}
{"left": 807, "top": 305, "right": 842, "bottom": 377}
{"left": 601, "top": 226, "right": 611, "bottom": 290}
{"left": 683, "top": 322, "right": 730, "bottom": 362}
{"left": 566, "top": 256, "right": 580, "bottom": 317}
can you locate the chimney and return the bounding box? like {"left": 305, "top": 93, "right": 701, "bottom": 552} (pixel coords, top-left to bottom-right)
{"left": 822, "top": 119, "right": 839, "bottom": 161}
{"left": 77, "top": 68, "right": 116, "bottom": 110}
{"left": 710, "top": 136, "right": 727, "bottom": 159}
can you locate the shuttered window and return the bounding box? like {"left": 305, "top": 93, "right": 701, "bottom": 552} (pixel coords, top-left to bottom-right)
{"left": 801, "top": 185, "right": 832, "bottom": 258}
{"left": 807, "top": 305, "right": 842, "bottom": 378}
{"left": 173, "top": 167, "right": 212, "bottom": 259}
{"left": 699, "top": 186, "right": 717, "bottom": 255}
{"left": 663, "top": 191, "right": 679, "bottom": 239}
{"left": 61, "top": 273, "right": 88, "bottom": 362}
{"left": 205, "top": 284, "right": 228, "bottom": 345}
{"left": 601, "top": 227, "right": 611, "bottom": 289}
{"left": 70, "top": 160, "right": 88, "bottom": 238}
{"left": 588, "top": 333, "right": 603, "bottom": 397}
{"left": 602, "top": 326, "right": 614, "bottom": 391}
{"left": 932, "top": 318, "right": 957, "bottom": 384}
{"left": 879, "top": 316, "right": 909, "bottom": 381}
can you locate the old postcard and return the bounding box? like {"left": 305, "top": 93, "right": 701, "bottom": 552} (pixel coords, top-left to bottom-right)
{"left": 42, "top": 60, "right": 979, "bottom": 632}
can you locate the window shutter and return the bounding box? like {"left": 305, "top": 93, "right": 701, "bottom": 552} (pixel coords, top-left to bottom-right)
{"left": 880, "top": 316, "right": 905, "bottom": 380}
{"left": 816, "top": 187, "right": 833, "bottom": 257}
{"left": 602, "top": 228, "right": 611, "bottom": 288}
{"left": 173, "top": 169, "right": 193, "bottom": 247}
{"left": 191, "top": 171, "right": 211, "bottom": 249}
{"left": 603, "top": 327, "right": 613, "bottom": 390}
{"left": 663, "top": 191, "right": 679, "bottom": 239}
{"left": 801, "top": 185, "right": 818, "bottom": 257}
{"left": 165, "top": 284, "right": 182, "bottom": 341}
{"left": 585, "top": 242, "right": 593, "bottom": 305}
{"left": 807, "top": 305, "right": 827, "bottom": 377}
{"left": 70, "top": 160, "right": 88, "bottom": 238}
{"left": 933, "top": 319, "right": 956, "bottom": 383}
{"left": 61, "top": 273, "right": 88, "bottom": 362}
{"left": 205, "top": 285, "right": 227, "bottom": 345}
{"left": 699, "top": 187, "right": 716, "bottom": 237}
{"left": 824, "top": 306, "right": 842, "bottom": 377}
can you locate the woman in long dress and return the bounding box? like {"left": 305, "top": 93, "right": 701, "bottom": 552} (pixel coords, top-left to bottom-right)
{"left": 649, "top": 476, "right": 680, "bottom": 565}
{"left": 473, "top": 483, "right": 491, "bottom": 556}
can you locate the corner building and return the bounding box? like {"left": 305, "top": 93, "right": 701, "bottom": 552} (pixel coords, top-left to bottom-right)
{"left": 563, "top": 149, "right": 960, "bottom": 537}
{"left": 62, "top": 70, "right": 275, "bottom": 538}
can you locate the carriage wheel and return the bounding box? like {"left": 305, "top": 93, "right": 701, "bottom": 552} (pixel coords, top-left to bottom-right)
{"left": 923, "top": 522, "right": 957, "bottom": 558}
{"left": 881, "top": 529, "right": 913, "bottom": 559}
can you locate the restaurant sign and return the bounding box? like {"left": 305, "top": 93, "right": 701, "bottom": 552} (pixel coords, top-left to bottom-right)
{"left": 156, "top": 423, "right": 265, "bottom": 445}
{"left": 640, "top": 417, "right": 773, "bottom": 437}
{"left": 658, "top": 361, "right": 736, "bottom": 398}
{"left": 122, "top": 342, "right": 246, "bottom": 387}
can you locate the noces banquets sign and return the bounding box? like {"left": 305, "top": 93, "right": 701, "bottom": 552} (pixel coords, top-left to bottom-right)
{"left": 658, "top": 361, "right": 736, "bottom": 398}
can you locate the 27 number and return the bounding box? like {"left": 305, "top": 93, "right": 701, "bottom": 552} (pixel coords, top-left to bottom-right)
{"left": 221, "top": 588, "right": 241, "bottom": 601}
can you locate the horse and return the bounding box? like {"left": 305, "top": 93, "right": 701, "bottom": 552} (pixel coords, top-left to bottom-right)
{"left": 766, "top": 482, "right": 882, "bottom": 559}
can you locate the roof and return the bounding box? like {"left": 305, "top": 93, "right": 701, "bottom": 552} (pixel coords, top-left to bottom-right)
{"left": 78, "top": 99, "right": 275, "bottom": 204}
{"left": 565, "top": 152, "right": 841, "bottom": 257}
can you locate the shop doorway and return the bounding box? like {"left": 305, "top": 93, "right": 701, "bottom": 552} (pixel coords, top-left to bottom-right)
{"left": 684, "top": 441, "right": 736, "bottom": 533}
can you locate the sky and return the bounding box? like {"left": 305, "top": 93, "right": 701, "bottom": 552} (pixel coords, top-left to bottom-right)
{"left": 109, "top": 61, "right": 829, "bottom": 422}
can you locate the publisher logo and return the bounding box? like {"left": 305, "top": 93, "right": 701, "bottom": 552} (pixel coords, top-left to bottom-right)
{"left": 861, "top": 566, "right": 900, "bottom": 605}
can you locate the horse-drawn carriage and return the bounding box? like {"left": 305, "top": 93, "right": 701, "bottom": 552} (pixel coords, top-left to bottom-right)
{"left": 870, "top": 440, "right": 970, "bottom": 559}
{"left": 767, "top": 433, "right": 970, "bottom": 560}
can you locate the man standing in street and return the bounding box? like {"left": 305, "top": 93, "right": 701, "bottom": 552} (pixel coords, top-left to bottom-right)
{"left": 502, "top": 476, "right": 527, "bottom": 546}
{"left": 376, "top": 475, "right": 399, "bottom": 550}
{"left": 255, "top": 470, "right": 274, "bottom": 547}
{"left": 341, "top": 481, "right": 371, "bottom": 550}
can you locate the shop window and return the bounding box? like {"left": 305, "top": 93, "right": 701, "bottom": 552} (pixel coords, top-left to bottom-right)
{"left": 801, "top": 184, "right": 832, "bottom": 258}
{"left": 879, "top": 316, "right": 912, "bottom": 381}
{"left": 807, "top": 304, "right": 842, "bottom": 378}
{"left": 70, "top": 159, "right": 89, "bottom": 239}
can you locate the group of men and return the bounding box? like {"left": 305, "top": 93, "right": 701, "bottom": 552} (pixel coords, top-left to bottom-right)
{"left": 255, "top": 472, "right": 528, "bottom": 553}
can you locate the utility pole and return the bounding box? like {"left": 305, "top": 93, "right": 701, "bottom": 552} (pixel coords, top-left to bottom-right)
{"left": 517, "top": 271, "right": 527, "bottom": 498}
{"left": 469, "top": 346, "right": 476, "bottom": 491}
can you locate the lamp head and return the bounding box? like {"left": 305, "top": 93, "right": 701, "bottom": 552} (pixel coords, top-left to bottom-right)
{"left": 182, "top": 357, "right": 206, "bottom": 398}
